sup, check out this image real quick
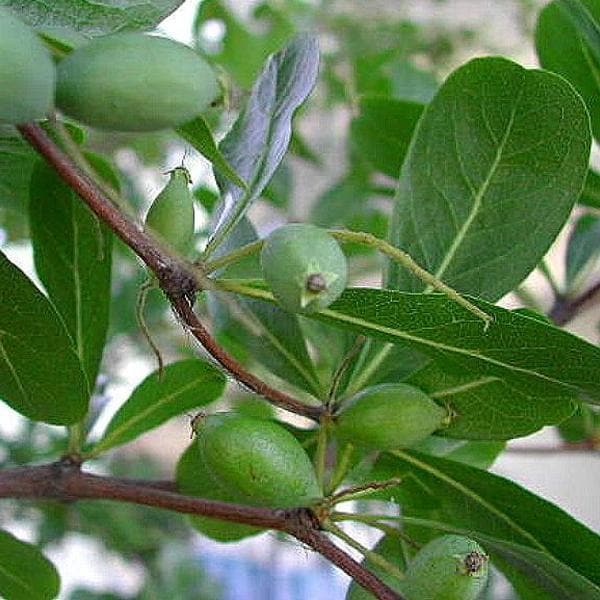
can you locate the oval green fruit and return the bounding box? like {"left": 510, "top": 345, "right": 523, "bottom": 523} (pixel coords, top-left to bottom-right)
{"left": 260, "top": 223, "right": 347, "bottom": 314}
{"left": 402, "top": 535, "right": 489, "bottom": 600}
{"left": 56, "top": 33, "right": 219, "bottom": 131}
{"left": 176, "top": 442, "right": 261, "bottom": 542}
{"left": 194, "top": 413, "right": 322, "bottom": 508}
{"left": 0, "top": 8, "right": 55, "bottom": 124}
{"left": 145, "top": 167, "right": 195, "bottom": 255}
{"left": 335, "top": 383, "right": 447, "bottom": 450}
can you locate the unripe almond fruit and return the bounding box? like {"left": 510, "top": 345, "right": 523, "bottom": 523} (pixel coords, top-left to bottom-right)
{"left": 335, "top": 383, "right": 448, "bottom": 450}
{"left": 0, "top": 8, "right": 55, "bottom": 124}
{"left": 193, "top": 413, "right": 322, "bottom": 508}
{"left": 403, "top": 535, "right": 489, "bottom": 600}
{"left": 145, "top": 167, "right": 195, "bottom": 256}
{"left": 56, "top": 33, "right": 219, "bottom": 131}
{"left": 176, "top": 442, "right": 261, "bottom": 542}
{"left": 260, "top": 223, "right": 347, "bottom": 314}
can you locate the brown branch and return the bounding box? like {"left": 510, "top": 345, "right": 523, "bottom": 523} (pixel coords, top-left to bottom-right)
{"left": 18, "top": 122, "right": 322, "bottom": 422}
{"left": 171, "top": 296, "right": 323, "bottom": 420}
{"left": 0, "top": 462, "right": 402, "bottom": 600}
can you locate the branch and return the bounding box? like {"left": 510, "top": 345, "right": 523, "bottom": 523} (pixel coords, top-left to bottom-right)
{"left": 0, "top": 462, "right": 402, "bottom": 600}
{"left": 18, "top": 122, "right": 322, "bottom": 422}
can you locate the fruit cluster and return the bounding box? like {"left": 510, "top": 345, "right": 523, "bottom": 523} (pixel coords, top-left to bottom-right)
{"left": 0, "top": 8, "right": 219, "bottom": 129}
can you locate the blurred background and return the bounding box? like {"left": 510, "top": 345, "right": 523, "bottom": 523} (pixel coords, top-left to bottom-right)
{"left": 1, "top": 0, "right": 599, "bottom": 598}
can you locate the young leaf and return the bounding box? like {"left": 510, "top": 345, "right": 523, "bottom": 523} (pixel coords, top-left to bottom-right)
{"left": 388, "top": 57, "right": 591, "bottom": 301}
{"left": 205, "top": 34, "right": 319, "bottom": 255}
{"left": 0, "top": 0, "right": 185, "bottom": 35}
{"left": 91, "top": 359, "right": 226, "bottom": 454}
{"left": 565, "top": 213, "right": 600, "bottom": 292}
{"left": 0, "top": 529, "right": 60, "bottom": 600}
{"left": 176, "top": 116, "right": 247, "bottom": 191}
{"left": 375, "top": 450, "right": 600, "bottom": 586}
{"left": 29, "top": 159, "right": 113, "bottom": 389}
{"left": 557, "top": 0, "right": 600, "bottom": 67}
{"left": 0, "top": 251, "right": 88, "bottom": 424}
{"left": 536, "top": 0, "right": 600, "bottom": 141}
{"left": 350, "top": 97, "right": 424, "bottom": 178}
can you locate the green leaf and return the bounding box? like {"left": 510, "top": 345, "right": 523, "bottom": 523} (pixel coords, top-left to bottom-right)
{"left": 205, "top": 35, "right": 319, "bottom": 255}
{"left": 557, "top": 0, "right": 600, "bottom": 66}
{"left": 0, "top": 528, "right": 60, "bottom": 600}
{"left": 0, "top": 0, "right": 185, "bottom": 35}
{"left": 412, "top": 437, "right": 505, "bottom": 470}
{"left": 0, "top": 251, "right": 88, "bottom": 424}
{"left": 405, "top": 359, "right": 574, "bottom": 440}
{"left": 350, "top": 97, "right": 424, "bottom": 178}
{"left": 376, "top": 450, "right": 600, "bottom": 586}
{"left": 580, "top": 169, "right": 600, "bottom": 208}
{"left": 388, "top": 57, "right": 591, "bottom": 301}
{"left": 308, "top": 287, "right": 594, "bottom": 438}
{"left": 536, "top": 0, "right": 600, "bottom": 141}
{"left": 29, "top": 160, "right": 113, "bottom": 388}
{"left": 565, "top": 213, "right": 600, "bottom": 292}
{"left": 0, "top": 126, "right": 36, "bottom": 215}
{"left": 92, "top": 359, "right": 226, "bottom": 454}
{"left": 176, "top": 116, "right": 247, "bottom": 191}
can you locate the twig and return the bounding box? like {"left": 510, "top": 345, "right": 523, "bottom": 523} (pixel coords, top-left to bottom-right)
{"left": 0, "top": 462, "right": 401, "bottom": 600}
{"left": 18, "top": 122, "right": 321, "bottom": 422}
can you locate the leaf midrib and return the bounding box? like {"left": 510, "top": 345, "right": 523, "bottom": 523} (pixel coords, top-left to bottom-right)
{"left": 427, "top": 82, "right": 523, "bottom": 287}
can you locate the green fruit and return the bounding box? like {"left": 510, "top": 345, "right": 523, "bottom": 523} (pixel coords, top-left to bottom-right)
{"left": 335, "top": 384, "right": 447, "bottom": 450}
{"left": 193, "top": 413, "right": 322, "bottom": 507}
{"left": 145, "top": 167, "right": 195, "bottom": 255}
{"left": 56, "top": 33, "right": 219, "bottom": 131}
{"left": 176, "top": 442, "right": 261, "bottom": 542}
{"left": 402, "top": 535, "right": 489, "bottom": 600}
{"left": 0, "top": 8, "right": 55, "bottom": 123}
{"left": 260, "top": 223, "right": 347, "bottom": 314}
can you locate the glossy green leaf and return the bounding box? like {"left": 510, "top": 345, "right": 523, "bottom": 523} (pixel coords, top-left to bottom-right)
{"left": 565, "top": 213, "right": 600, "bottom": 292}
{"left": 29, "top": 159, "right": 113, "bottom": 388}
{"left": 388, "top": 57, "right": 591, "bottom": 301}
{"left": 0, "top": 126, "right": 35, "bottom": 215}
{"left": 350, "top": 97, "right": 424, "bottom": 178}
{"left": 579, "top": 169, "right": 600, "bottom": 208}
{"left": 0, "top": 0, "right": 185, "bottom": 35}
{"left": 308, "top": 287, "right": 593, "bottom": 438}
{"left": 205, "top": 35, "right": 319, "bottom": 255}
{"left": 0, "top": 251, "right": 88, "bottom": 424}
{"left": 92, "top": 359, "right": 226, "bottom": 454}
{"left": 176, "top": 116, "right": 247, "bottom": 191}
{"left": 557, "top": 0, "right": 600, "bottom": 66}
{"left": 375, "top": 450, "right": 600, "bottom": 587}
{"left": 536, "top": 0, "right": 600, "bottom": 141}
{"left": 0, "top": 529, "right": 60, "bottom": 600}
{"left": 405, "top": 359, "right": 574, "bottom": 439}
{"left": 412, "top": 437, "right": 505, "bottom": 470}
